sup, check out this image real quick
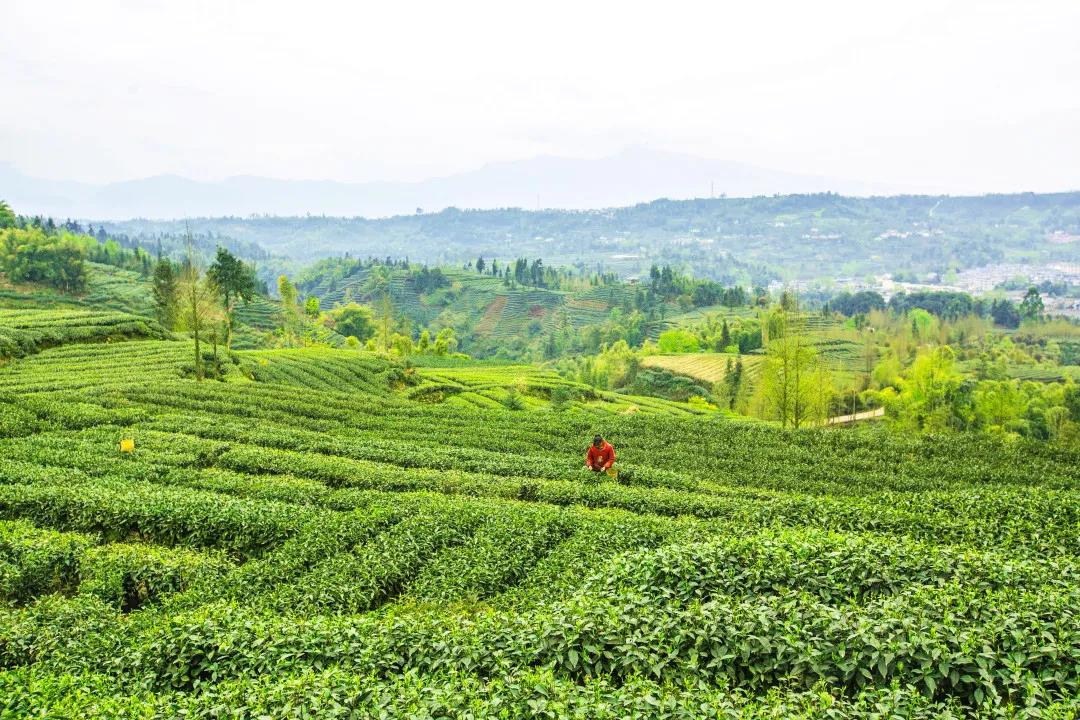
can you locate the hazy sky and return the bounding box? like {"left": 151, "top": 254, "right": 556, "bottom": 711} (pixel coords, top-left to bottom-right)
{"left": 2, "top": 0, "right": 1079, "bottom": 192}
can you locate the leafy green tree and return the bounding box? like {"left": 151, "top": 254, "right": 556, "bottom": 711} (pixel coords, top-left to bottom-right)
{"left": 882, "top": 346, "right": 967, "bottom": 432}
{"left": 1064, "top": 382, "right": 1080, "bottom": 423}
{"left": 973, "top": 380, "right": 1026, "bottom": 430}
{"left": 277, "top": 275, "right": 299, "bottom": 334}
{"left": 990, "top": 298, "right": 1021, "bottom": 328}
{"left": 277, "top": 274, "right": 297, "bottom": 306}
{"left": 390, "top": 332, "right": 413, "bottom": 357}
{"left": 434, "top": 327, "right": 457, "bottom": 356}
{"left": 757, "top": 314, "right": 831, "bottom": 428}
{"left": 909, "top": 308, "right": 937, "bottom": 341}
{"left": 304, "top": 296, "right": 320, "bottom": 317}
{"left": 0, "top": 228, "right": 86, "bottom": 292}
{"left": 177, "top": 260, "right": 222, "bottom": 381}
{"left": 207, "top": 247, "right": 257, "bottom": 346}
{"left": 328, "top": 303, "right": 376, "bottom": 342}
{"left": 0, "top": 200, "right": 16, "bottom": 229}
{"left": 151, "top": 258, "right": 178, "bottom": 329}
{"left": 1020, "top": 287, "right": 1044, "bottom": 321}
{"left": 657, "top": 329, "right": 699, "bottom": 353}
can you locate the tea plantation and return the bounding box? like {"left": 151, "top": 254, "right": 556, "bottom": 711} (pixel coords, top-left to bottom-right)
{"left": 2, "top": 335, "right": 1080, "bottom": 717}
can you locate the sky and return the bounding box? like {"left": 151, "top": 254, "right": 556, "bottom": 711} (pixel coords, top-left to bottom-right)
{"left": 2, "top": 0, "right": 1079, "bottom": 193}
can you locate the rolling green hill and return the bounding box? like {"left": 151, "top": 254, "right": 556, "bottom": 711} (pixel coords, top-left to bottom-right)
{"left": 3, "top": 220, "right": 1080, "bottom": 716}
{"left": 3, "top": 317, "right": 1080, "bottom": 715}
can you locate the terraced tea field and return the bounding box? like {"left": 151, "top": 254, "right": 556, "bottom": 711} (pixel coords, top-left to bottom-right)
{"left": 302, "top": 267, "right": 663, "bottom": 355}
{"left": 0, "top": 262, "right": 155, "bottom": 316}
{"left": 2, "top": 334, "right": 1080, "bottom": 716}
{"left": 410, "top": 364, "right": 706, "bottom": 415}
{"left": 641, "top": 352, "right": 765, "bottom": 384}
{"left": 0, "top": 308, "right": 167, "bottom": 361}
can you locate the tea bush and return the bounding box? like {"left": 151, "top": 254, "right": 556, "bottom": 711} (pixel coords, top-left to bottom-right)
{"left": 1, "top": 338, "right": 1079, "bottom": 716}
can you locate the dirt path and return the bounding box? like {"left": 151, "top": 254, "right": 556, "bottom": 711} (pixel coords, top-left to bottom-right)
{"left": 827, "top": 407, "right": 885, "bottom": 425}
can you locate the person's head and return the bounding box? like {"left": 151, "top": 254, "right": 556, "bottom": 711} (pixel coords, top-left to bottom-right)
{"left": 593, "top": 434, "right": 603, "bottom": 448}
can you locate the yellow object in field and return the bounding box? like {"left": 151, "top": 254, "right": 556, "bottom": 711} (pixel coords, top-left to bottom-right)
{"left": 605, "top": 467, "right": 618, "bottom": 480}
{"left": 119, "top": 438, "right": 135, "bottom": 454}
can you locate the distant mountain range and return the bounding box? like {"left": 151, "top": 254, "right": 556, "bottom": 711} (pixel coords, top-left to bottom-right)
{"left": 0, "top": 147, "right": 911, "bottom": 220}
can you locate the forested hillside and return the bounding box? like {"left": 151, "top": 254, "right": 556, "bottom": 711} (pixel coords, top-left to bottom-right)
{"left": 100, "top": 192, "right": 1080, "bottom": 282}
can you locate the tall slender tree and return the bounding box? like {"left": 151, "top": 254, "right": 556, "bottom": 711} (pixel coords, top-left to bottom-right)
{"left": 758, "top": 292, "right": 831, "bottom": 428}
{"left": 151, "top": 258, "right": 178, "bottom": 329}
{"left": 177, "top": 256, "right": 220, "bottom": 381}
{"left": 277, "top": 274, "right": 299, "bottom": 341}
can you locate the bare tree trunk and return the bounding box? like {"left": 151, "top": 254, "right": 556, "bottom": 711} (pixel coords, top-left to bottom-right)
{"left": 224, "top": 297, "right": 234, "bottom": 349}
{"left": 792, "top": 292, "right": 805, "bottom": 429}
{"left": 779, "top": 307, "right": 790, "bottom": 428}
{"left": 192, "top": 321, "right": 202, "bottom": 380}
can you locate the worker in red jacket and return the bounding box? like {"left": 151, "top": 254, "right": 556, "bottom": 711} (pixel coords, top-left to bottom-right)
{"left": 585, "top": 434, "right": 615, "bottom": 472}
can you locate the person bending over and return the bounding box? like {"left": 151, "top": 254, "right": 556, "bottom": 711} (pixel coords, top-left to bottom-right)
{"left": 585, "top": 434, "right": 615, "bottom": 472}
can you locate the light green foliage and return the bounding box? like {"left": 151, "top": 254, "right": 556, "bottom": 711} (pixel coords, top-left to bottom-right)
{"left": 909, "top": 307, "right": 937, "bottom": 341}
{"left": 433, "top": 326, "right": 457, "bottom": 355}
{"left": 0, "top": 228, "right": 86, "bottom": 292}
{"left": 882, "top": 346, "right": 965, "bottom": 432}
{"left": 277, "top": 274, "right": 297, "bottom": 308}
{"left": 758, "top": 339, "right": 831, "bottom": 428}
{"left": 303, "top": 295, "right": 319, "bottom": 317}
{"left": 756, "top": 308, "right": 833, "bottom": 428}
{"left": 389, "top": 332, "right": 412, "bottom": 357}
{"left": 973, "top": 379, "right": 1027, "bottom": 430}
{"left": 657, "top": 328, "right": 699, "bottom": 353}
{"left": 326, "top": 302, "right": 375, "bottom": 342}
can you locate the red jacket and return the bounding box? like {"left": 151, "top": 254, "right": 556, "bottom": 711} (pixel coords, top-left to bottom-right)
{"left": 586, "top": 441, "right": 615, "bottom": 469}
